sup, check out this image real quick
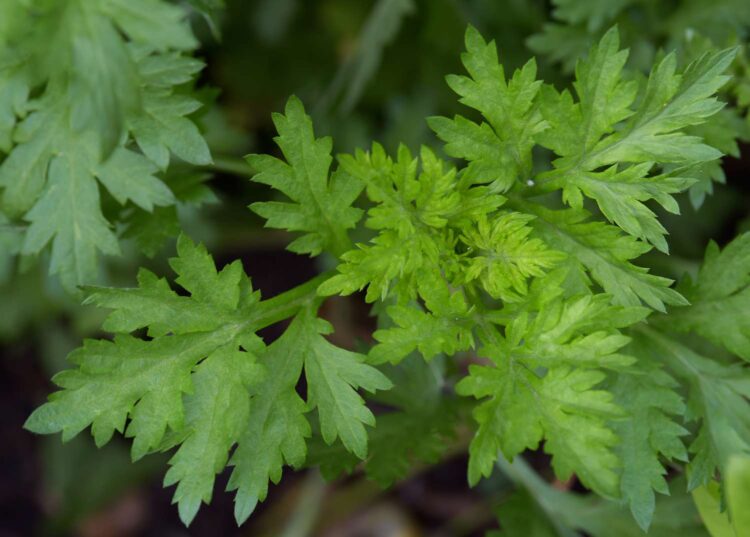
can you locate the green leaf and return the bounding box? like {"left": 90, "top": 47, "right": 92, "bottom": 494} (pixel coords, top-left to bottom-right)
{"left": 0, "top": 104, "right": 63, "bottom": 216}
{"left": 692, "top": 481, "right": 735, "bottom": 537}
{"left": 551, "top": 0, "right": 635, "bottom": 31}
{"left": 0, "top": 0, "right": 208, "bottom": 289}
{"left": 25, "top": 234, "right": 387, "bottom": 524}
{"left": 95, "top": 147, "right": 175, "bottom": 211}
{"left": 0, "top": 69, "right": 28, "bottom": 153}
{"left": 535, "top": 28, "right": 735, "bottom": 252}
{"left": 370, "top": 302, "right": 473, "bottom": 364}
{"left": 104, "top": 0, "right": 198, "bottom": 50}
{"left": 362, "top": 400, "right": 457, "bottom": 486}
{"left": 369, "top": 268, "right": 474, "bottom": 364}
{"left": 318, "top": 229, "right": 434, "bottom": 303}
{"left": 164, "top": 346, "right": 264, "bottom": 526}
{"left": 20, "top": 135, "right": 120, "bottom": 291}
{"left": 727, "top": 455, "right": 750, "bottom": 532}
{"left": 461, "top": 212, "right": 565, "bottom": 302}
{"left": 429, "top": 26, "right": 546, "bottom": 190}
{"left": 307, "top": 357, "right": 459, "bottom": 488}
{"left": 456, "top": 297, "right": 636, "bottom": 496}
{"left": 227, "top": 319, "right": 310, "bottom": 525}
{"left": 458, "top": 357, "right": 623, "bottom": 496}
{"left": 599, "top": 49, "right": 735, "bottom": 166}
{"left": 298, "top": 306, "right": 393, "bottom": 458}
{"left": 538, "top": 27, "right": 635, "bottom": 159}
{"left": 519, "top": 201, "right": 687, "bottom": 312}
{"left": 639, "top": 328, "right": 750, "bottom": 491}
{"left": 24, "top": 235, "right": 266, "bottom": 523}
{"left": 498, "top": 455, "right": 709, "bottom": 537}
{"left": 671, "top": 234, "right": 750, "bottom": 361}
{"left": 130, "top": 92, "right": 211, "bottom": 169}
{"left": 320, "top": 144, "right": 502, "bottom": 304}
{"left": 611, "top": 337, "right": 689, "bottom": 530}
{"left": 248, "top": 96, "right": 363, "bottom": 257}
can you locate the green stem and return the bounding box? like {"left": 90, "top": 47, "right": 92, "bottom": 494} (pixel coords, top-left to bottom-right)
{"left": 496, "top": 456, "right": 580, "bottom": 537}
{"left": 205, "top": 155, "right": 255, "bottom": 177}
{"left": 279, "top": 470, "right": 327, "bottom": 537}
{"left": 252, "top": 271, "right": 334, "bottom": 329}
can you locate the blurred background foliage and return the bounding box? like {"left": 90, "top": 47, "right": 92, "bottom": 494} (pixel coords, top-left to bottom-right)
{"left": 2, "top": 0, "right": 749, "bottom": 535}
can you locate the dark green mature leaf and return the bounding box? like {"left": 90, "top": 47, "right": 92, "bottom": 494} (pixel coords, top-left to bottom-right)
{"left": 227, "top": 318, "right": 310, "bottom": 525}
{"left": 307, "top": 357, "right": 458, "bottom": 488}
{"left": 497, "top": 456, "right": 709, "bottom": 537}
{"left": 248, "top": 96, "right": 363, "bottom": 258}
{"left": 611, "top": 338, "right": 689, "bottom": 530}
{"left": 517, "top": 201, "right": 687, "bottom": 312}
{"left": 26, "top": 235, "right": 391, "bottom": 525}
{"left": 20, "top": 133, "right": 120, "bottom": 290}
{"left": 535, "top": 28, "right": 734, "bottom": 252}
{"left": 0, "top": 0, "right": 208, "bottom": 290}
{"left": 639, "top": 328, "right": 750, "bottom": 491}
{"left": 430, "top": 26, "right": 546, "bottom": 191}
{"left": 671, "top": 233, "right": 750, "bottom": 361}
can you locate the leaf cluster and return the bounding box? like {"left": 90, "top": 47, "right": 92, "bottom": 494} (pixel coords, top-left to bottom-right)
{"left": 0, "top": 0, "right": 211, "bottom": 290}
{"left": 25, "top": 21, "right": 750, "bottom": 533}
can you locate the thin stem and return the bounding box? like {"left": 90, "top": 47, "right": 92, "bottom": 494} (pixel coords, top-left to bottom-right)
{"left": 279, "top": 470, "right": 328, "bottom": 537}
{"left": 496, "top": 455, "right": 580, "bottom": 537}
{"left": 204, "top": 155, "right": 255, "bottom": 177}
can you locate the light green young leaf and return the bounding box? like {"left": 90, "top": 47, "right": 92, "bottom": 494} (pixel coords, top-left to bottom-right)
{"left": 368, "top": 267, "right": 474, "bottom": 364}
{"left": 726, "top": 455, "right": 750, "bottom": 532}
{"left": 320, "top": 144, "right": 501, "bottom": 304}
{"left": 457, "top": 296, "right": 637, "bottom": 496}
{"left": 339, "top": 144, "right": 463, "bottom": 235}
{"left": 370, "top": 302, "right": 473, "bottom": 365}
{"left": 692, "top": 481, "right": 735, "bottom": 537}
{"left": 318, "top": 229, "right": 437, "bottom": 303}
{"left": 461, "top": 212, "right": 565, "bottom": 302}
